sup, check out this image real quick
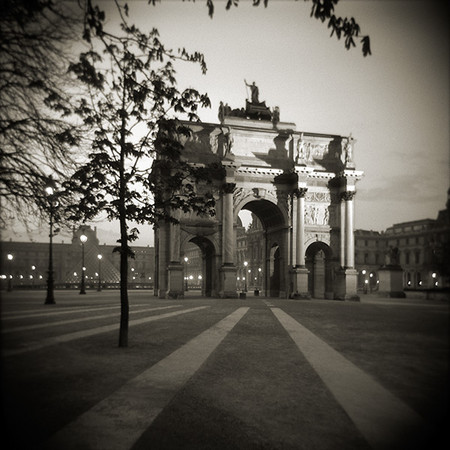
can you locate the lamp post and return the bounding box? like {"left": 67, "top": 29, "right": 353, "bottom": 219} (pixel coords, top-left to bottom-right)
{"left": 44, "top": 179, "right": 58, "bottom": 304}
{"left": 7, "top": 253, "right": 13, "bottom": 292}
{"left": 244, "top": 261, "right": 248, "bottom": 292}
{"left": 79, "top": 234, "right": 87, "bottom": 294}
{"left": 184, "top": 256, "right": 189, "bottom": 291}
{"left": 97, "top": 254, "right": 103, "bottom": 291}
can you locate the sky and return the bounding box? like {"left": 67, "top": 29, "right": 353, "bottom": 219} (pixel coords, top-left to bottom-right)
{"left": 3, "top": 0, "right": 449, "bottom": 246}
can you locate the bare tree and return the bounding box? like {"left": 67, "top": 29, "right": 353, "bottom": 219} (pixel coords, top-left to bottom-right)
{"left": 0, "top": 0, "right": 82, "bottom": 228}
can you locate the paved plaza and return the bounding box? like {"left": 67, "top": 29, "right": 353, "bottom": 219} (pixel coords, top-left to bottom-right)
{"left": 1, "top": 290, "right": 448, "bottom": 449}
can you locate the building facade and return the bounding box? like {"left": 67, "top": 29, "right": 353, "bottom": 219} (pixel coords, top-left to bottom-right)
{"left": 0, "top": 226, "right": 154, "bottom": 290}
{"left": 355, "top": 191, "right": 450, "bottom": 291}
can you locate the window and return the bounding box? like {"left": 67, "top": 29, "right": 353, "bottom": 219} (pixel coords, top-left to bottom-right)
{"left": 415, "top": 251, "right": 420, "bottom": 264}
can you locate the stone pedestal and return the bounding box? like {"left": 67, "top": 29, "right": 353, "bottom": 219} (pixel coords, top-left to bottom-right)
{"left": 166, "top": 263, "right": 184, "bottom": 299}
{"left": 378, "top": 265, "right": 406, "bottom": 298}
{"left": 334, "top": 268, "right": 360, "bottom": 301}
{"left": 219, "top": 265, "right": 238, "bottom": 298}
{"left": 290, "top": 267, "right": 311, "bottom": 299}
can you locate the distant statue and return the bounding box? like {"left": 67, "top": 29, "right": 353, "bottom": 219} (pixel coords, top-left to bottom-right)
{"left": 344, "top": 133, "right": 355, "bottom": 165}
{"left": 272, "top": 106, "right": 280, "bottom": 125}
{"left": 385, "top": 246, "right": 400, "bottom": 266}
{"left": 245, "top": 79, "right": 259, "bottom": 104}
{"left": 218, "top": 101, "right": 225, "bottom": 123}
{"left": 297, "top": 133, "right": 306, "bottom": 161}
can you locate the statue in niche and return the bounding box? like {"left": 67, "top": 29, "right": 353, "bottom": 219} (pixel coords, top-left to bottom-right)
{"left": 245, "top": 79, "right": 259, "bottom": 104}
{"left": 220, "top": 126, "right": 234, "bottom": 158}
{"left": 316, "top": 206, "right": 325, "bottom": 225}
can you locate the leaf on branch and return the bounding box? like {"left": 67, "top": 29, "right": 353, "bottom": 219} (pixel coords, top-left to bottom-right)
{"left": 207, "top": 0, "right": 214, "bottom": 18}
{"left": 361, "top": 36, "right": 371, "bottom": 56}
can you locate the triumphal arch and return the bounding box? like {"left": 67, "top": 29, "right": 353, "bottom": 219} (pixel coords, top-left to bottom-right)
{"left": 154, "top": 92, "right": 363, "bottom": 300}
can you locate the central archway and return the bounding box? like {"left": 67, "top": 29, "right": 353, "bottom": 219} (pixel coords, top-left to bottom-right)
{"left": 236, "top": 199, "right": 288, "bottom": 297}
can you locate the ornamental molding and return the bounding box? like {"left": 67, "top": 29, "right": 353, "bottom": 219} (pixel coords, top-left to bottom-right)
{"left": 305, "top": 232, "right": 331, "bottom": 247}
{"left": 236, "top": 166, "right": 284, "bottom": 176}
{"left": 305, "top": 191, "right": 331, "bottom": 203}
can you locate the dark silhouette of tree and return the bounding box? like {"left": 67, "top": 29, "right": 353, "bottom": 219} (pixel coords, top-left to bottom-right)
{"left": 0, "top": 0, "right": 82, "bottom": 228}
{"left": 65, "top": 0, "right": 218, "bottom": 347}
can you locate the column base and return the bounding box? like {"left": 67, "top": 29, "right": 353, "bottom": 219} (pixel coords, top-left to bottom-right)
{"left": 290, "top": 267, "right": 311, "bottom": 299}
{"left": 334, "top": 268, "right": 360, "bottom": 301}
{"left": 219, "top": 265, "right": 238, "bottom": 298}
{"left": 166, "top": 263, "right": 184, "bottom": 299}
{"left": 378, "top": 266, "right": 405, "bottom": 298}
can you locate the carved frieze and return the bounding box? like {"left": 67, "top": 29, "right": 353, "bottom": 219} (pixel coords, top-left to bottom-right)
{"left": 305, "top": 204, "right": 329, "bottom": 226}
{"left": 296, "top": 134, "right": 330, "bottom": 163}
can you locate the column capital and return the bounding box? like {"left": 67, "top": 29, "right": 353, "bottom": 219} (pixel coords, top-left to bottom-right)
{"left": 341, "top": 191, "right": 356, "bottom": 201}
{"left": 222, "top": 182, "right": 236, "bottom": 194}
{"left": 293, "top": 187, "right": 308, "bottom": 198}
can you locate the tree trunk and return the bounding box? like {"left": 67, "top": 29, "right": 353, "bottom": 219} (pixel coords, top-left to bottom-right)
{"left": 118, "top": 215, "right": 129, "bottom": 347}
{"left": 118, "top": 90, "right": 129, "bottom": 348}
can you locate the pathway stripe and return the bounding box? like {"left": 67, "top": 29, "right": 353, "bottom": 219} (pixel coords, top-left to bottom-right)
{"left": 3, "top": 306, "right": 209, "bottom": 357}
{"left": 43, "top": 307, "right": 249, "bottom": 450}
{"left": 1, "top": 303, "right": 152, "bottom": 320}
{"left": 1, "top": 305, "right": 181, "bottom": 334}
{"left": 271, "top": 308, "right": 424, "bottom": 450}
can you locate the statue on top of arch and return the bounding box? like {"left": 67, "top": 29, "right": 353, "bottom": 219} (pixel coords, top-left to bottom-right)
{"left": 218, "top": 80, "right": 276, "bottom": 123}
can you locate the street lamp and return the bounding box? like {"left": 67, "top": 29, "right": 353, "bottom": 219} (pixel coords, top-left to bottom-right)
{"left": 44, "top": 178, "right": 58, "bottom": 304}
{"left": 244, "top": 261, "right": 248, "bottom": 292}
{"left": 184, "top": 256, "right": 189, "bottom": 291}
{"left": 97, "top": 254, "right": 103, "bottom": 291}
{"left": 7, "top": 253, "right": 13, "bottom": 292}
{"left": 79, "top": 234, "right": 87, "bottom": 294}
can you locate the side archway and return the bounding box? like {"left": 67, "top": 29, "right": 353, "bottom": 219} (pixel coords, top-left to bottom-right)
{"left": 182, "top": 235, "right": 218, "bottom": 297}
{"left": 305, "top": 241, "right": 333, "bottom": 299}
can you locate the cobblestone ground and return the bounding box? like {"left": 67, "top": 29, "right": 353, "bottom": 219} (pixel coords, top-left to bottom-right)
{"left": 1, "top": 290, "right": 448, "bottom": 449}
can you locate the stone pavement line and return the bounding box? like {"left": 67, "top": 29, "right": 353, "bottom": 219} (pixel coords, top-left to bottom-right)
{"left": 2, "top": 305, "right": 181, "bottom": 334}
{"left": 2, "top": 305, "right": 124, "bottom": 320}
{"left": 2, "top": 303, "right": 153, "bottom": 320}
{"left": 3, "top": 306, "right": 209, "bottom": 357}
{"left": 43, "top": 306, "right": 250, "bottom": 450}
{"left": 271, "top": 308, "right": 424, "bottom": 450}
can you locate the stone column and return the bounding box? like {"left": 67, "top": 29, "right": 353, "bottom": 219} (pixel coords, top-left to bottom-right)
{"left": 219, "top": 182, "right": 238, "bottom": 298}
{"left": 340, "top": 198, "right": 346, "bottom": 268}
{"left": 166, "top": 210, "right": 184, "bottom": 299}
{"left": 222, "top": 182, "right": 236, "bottom": 265}
{"left": 290, "top": 188, "right": 310, "bottom": 299}
{"left": 295, "top": 188, "right": 308, "bottom": 267}
{"left": 335, "top": 191, "right": 359, "bottom": 301}
{"left": 342, "top": 191, "right": 356, "bottom": 268}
